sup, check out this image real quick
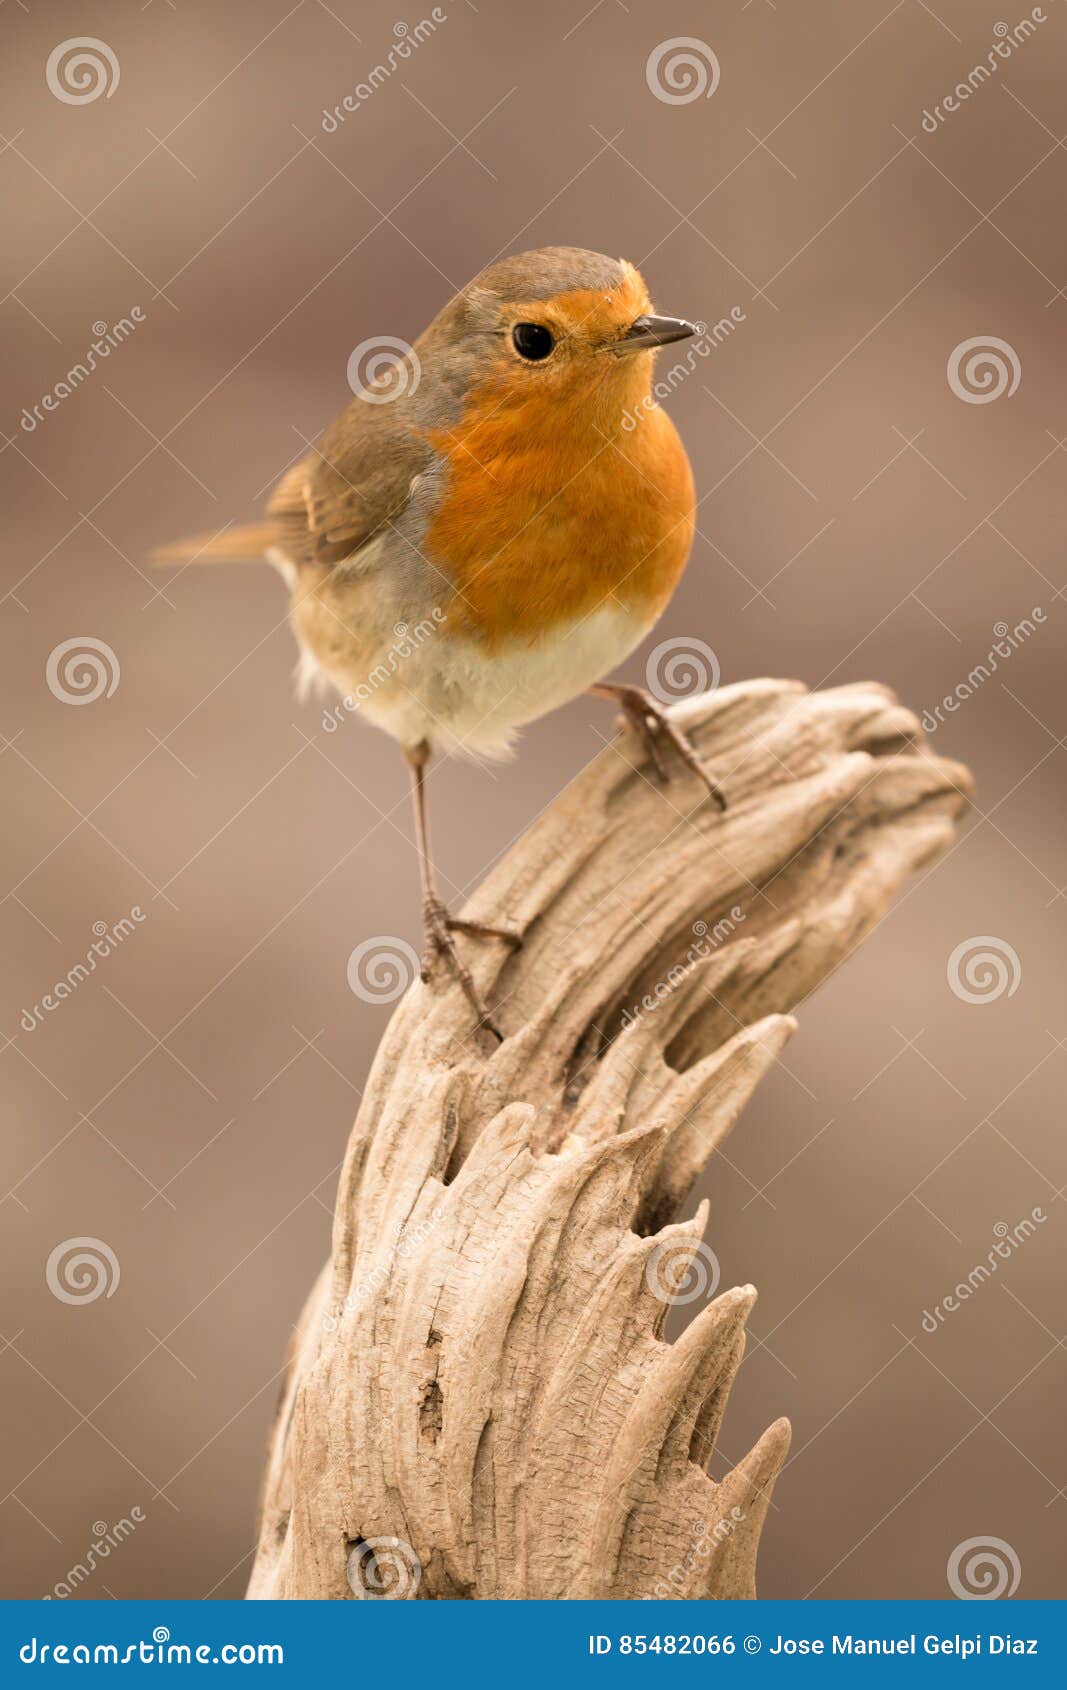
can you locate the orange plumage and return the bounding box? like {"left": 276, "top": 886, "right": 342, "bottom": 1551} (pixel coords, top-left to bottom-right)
{"left": 423, "top": 273, "right": 695, "bottom": 644}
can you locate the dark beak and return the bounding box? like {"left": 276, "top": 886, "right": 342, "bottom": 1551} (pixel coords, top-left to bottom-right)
{"left": 608, "top": 313, "right": 697, "bottom": 355}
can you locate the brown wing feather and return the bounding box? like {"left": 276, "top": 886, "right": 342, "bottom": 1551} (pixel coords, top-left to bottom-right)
{"left": 150, "top": 522, "right": 276, "bottom": 564}
{"left": 277, "top": 398, "right": 435, "bottom": 568}
{"left": 154, "top": 392, "right": 435, "bottom": 570}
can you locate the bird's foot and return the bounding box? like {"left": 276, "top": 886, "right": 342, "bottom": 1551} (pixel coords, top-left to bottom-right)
{"left": 599, "top": 683, "right": 728, "bottom": 811}
{"left": 420, "top": 896, "right": 519, "bottom": 1040}
{"left": 446, "top": 914, "right": 524, "bottom": 947}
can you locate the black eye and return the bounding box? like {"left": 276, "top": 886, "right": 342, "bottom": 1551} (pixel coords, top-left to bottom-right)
{"left": 512, "top": 322, "right": 554, "bottom": 361}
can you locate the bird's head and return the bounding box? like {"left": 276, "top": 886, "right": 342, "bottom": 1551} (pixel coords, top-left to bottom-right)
{"left": 417, "top": 247, "right": 696, "bottom": 428}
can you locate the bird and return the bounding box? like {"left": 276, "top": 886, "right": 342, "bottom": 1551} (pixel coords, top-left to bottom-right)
{"left": 154, "top": 246, "right": 726, "bottom": 1037}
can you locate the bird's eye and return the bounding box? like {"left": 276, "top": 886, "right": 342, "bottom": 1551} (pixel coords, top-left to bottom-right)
{"left": 512, "top": 322, "right": 555, "bottom": 361}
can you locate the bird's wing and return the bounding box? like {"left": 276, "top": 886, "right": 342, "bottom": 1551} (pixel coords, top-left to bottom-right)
{"left": 271, "top": 401, "right": 437, "bottom": 569}
{"left": 152, "top": 399, "right": 436, "bottom": 570}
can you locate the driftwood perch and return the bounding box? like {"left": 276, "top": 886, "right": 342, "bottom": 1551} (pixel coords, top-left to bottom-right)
{"left": 247, "top": 678, "right": 971, "bottom": 1601}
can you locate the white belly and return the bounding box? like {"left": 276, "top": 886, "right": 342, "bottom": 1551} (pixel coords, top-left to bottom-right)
{"left": 311, "top": 602, "right": 655, "bottom": 759}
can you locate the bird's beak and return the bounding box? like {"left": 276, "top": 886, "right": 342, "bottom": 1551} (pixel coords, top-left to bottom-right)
{"left": 607, "top": 314, "right": 698, "bottom": 355}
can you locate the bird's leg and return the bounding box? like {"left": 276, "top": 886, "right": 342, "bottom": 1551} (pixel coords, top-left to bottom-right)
{"left": 404, "top": 743, "right": 518, "bottom": 1039}
{"left": 590, "top": 683, "right": 728, "bottom": 811}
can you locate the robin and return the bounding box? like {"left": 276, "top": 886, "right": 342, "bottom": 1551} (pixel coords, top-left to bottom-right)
{"left": 155, "top": 246, "right": 725, "bottom": 1035}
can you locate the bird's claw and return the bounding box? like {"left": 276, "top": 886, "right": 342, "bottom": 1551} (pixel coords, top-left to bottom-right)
{"left": 446, "top": 914, "right": 523, "bottom": 947}
{"left": 608, "top": 685, "right": 728, "bottom": 811}
{"left": 420, "top": 895, "right": 510, "bottom": 1040}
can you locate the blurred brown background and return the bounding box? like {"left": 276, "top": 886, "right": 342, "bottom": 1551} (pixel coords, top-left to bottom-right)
{"left": 1, "top": 0, "right": 1064, "bottom": 1601}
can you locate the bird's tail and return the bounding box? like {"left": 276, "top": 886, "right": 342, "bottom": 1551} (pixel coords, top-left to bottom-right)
{"left": 150, "top": 522, "right": 276, "bottom": 565}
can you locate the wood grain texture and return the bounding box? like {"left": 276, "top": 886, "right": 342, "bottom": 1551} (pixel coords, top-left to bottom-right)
{"left": 246, "top": 678, "right": 972, "bottom": 1601}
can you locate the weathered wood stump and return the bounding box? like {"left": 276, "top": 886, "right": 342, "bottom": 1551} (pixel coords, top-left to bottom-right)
{"left": 246, "top": 679, "right": 971, "bottom": 1601}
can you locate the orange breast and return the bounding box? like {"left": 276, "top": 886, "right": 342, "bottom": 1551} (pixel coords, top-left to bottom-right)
{"left": 423, "top": 380, "right": 695, "bottom": 647}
